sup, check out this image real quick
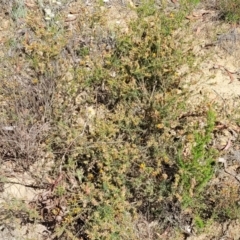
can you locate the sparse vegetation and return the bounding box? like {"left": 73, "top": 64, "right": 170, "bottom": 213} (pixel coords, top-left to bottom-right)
{"left": 1, "top": 0, "right": 240, "bottom": 239}
{"left": 217, "top": 0, "right": 240, "bottom": 22}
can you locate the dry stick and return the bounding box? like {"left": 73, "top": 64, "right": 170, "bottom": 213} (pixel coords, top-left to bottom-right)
{"left": 221, "top": 158, "right": 240, "bottom": 184}
{"left": 59, "top": 118, "right": 89, "bottom": 173}
{"left": 0, "top": 180, "right": 47, "bottom": 189}
{"left": 224, "top": 168, "right": 240, "bottom": 184}
{"left": 149, "top": 80, "right": 157, "bottom": 104}
{"left": 212, "top": 64, "right": 237, "bottom": 83}
{"left": 212, "top": 89, "right": 227, "bottom": 116}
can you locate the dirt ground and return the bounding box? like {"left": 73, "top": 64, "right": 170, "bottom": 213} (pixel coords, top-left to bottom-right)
{"left": 172, "top": 2, "right": 240, "bottom": 240}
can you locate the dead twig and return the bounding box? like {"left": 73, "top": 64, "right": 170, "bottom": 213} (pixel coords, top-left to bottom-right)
{"left": 212, "top": 64, "right": 238, "bottom": 83}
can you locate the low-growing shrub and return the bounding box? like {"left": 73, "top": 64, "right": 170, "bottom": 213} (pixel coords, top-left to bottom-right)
{"left": 1, "top": 0, "right": 238, "bottom": 239}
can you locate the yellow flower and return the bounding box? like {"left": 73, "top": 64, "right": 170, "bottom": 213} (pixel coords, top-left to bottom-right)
{"left": 31, "top": 78, "right": 38, "bottom": 84}
{"left": 151, "top": 171, "right": 158, "bottom": 177}
{"left": 156, "top": 123, "right": 164, "bottom": 129}
{"left": 139, "top": 163, "right": 146, "bottom": 170}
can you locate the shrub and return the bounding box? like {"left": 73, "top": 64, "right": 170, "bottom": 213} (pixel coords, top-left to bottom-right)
{"left": 216, "top": 0, "right": 240, "bottom": 22}
{"left": 1, "top": 0, "right": 235, "bottom": 239}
